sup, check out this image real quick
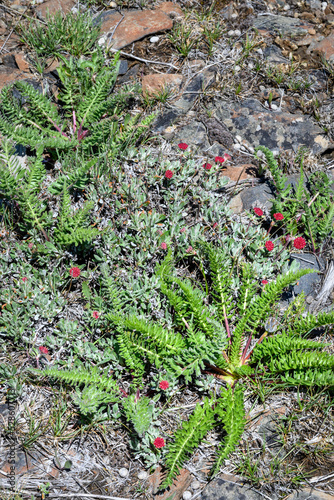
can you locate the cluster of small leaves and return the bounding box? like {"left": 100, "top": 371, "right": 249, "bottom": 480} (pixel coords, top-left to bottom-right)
{"left": 0, "top": 142, "right": 102, "bottom": 248}
{"left": 18, "top": 9, "right": 102, "bottom": 59}
{"left": 103, "top": 243, "right": 334, "bottom": 487}
{"left": 0, "top": 50, "right": 154, "bottom": 157}
{"left": 255, "top": 145, "right": 334, "bottom": 251}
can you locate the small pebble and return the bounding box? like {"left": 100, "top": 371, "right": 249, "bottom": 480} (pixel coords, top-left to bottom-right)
{"left": 283, "top": 4, "right": 290, "bottom": 9}
{"left": 234, "top": 65, "right": 241, "bottom": 72}
{"left": 183, "top": 491, "right": 192, "bottom": 500}
{"left": 234, "top": 29, "right": 241, "bottom": 36}
{"left": 110, "top": 0, "right": 117, "bottom": 6}
{"left": 234, "top": 143, "right": 241, "bottom": 150}
{"left": 235, "top": 135, "right": 242, "bottom": 143}
{"left": 271, "top": 103, "right": 278, "bottom": 110}
{"left": 98, "top": 37, "right": 106, "bottom": 46}
{"left": 150, "top": 36, "right": 160, "bottom": 43}
{"left": 228, "top": 30, "right": 235, "bottom": 36}
{"left": 138, "top": 470, "right": 148, "bottom": 480}
{"left": 231, "top": 12, "right": 238, "bottom": 18}
{"left": 321, "top": 1, "right": 327, "bottom": 9}
{"left": 119, "top": 468, "right": 129, "bottom": 478}
{"left": 191, "top": 480, "right": 201, "bottom": 490}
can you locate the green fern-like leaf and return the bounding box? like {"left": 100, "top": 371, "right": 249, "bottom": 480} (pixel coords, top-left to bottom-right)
{"left": 160, "top": 397, "right": 216, "bottom": 490}
{"left": 211, "top": 384, "right": 246, "bottom": 476}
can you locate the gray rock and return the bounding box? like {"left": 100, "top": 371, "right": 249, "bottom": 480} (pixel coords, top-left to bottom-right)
{"left": 200, "top": 477, "right": 266, "bottom": 500}
{"left": 290, "top": 253, "right": 324, "bottom": 297}
{"left": 173, "top": 69, "right": 216, "bottom": 114}
{"left": 305, "top": 0, "right": 323, "bottom": 9}
{"left": 241, "top": 183, "right": 274, "bottom": 212}
{"left": 280, "top": 253, "right": 324, "bottom": 308}
{"left": 263, "top": 44, "right": 289, "bottom": 64}
{"left": 212, "top": 98, "right": 329, "bottom": 155}
{"left": 118, "top": 59, "right": 128, "bottom": 75}
{"left": 253, "top": 15, "right": 313, "bottom": 36}
{"left": 176, "top": 121, "right": 209, "bottom": 147}
{"left": 284, "top": 488, "right": 334, "bottom": 500}
{"left": 117, "top": 64, "right": 139, "bottom": 85}
{"left": 152, "top": 108, "right": 182, "bottom": 134}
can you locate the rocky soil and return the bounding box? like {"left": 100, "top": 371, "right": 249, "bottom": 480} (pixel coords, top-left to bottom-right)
{"left": 0, "top": 0, "right": 334, "bottom": 499}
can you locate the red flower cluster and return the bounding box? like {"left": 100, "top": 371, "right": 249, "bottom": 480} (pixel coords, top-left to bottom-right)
{"left": 215, "top": 154, "right": 231, "bottom": 164}
{"left": 202, "top": 163, "right": 212, "bottom": 170}
{"left": 253, "top": 207, "right": 263, "bottom": 216}
{"left": 215, "top": 156, "right": 225, "bottom": 164}
{"left": 165, "top": 170, "right": 173, "bottom": 179}
{"left": 180, "top": 228, "right": 186, "bottom": 233}
{"left": 69, "top": 267, "right": 81, "bottom": 278}
{"left": 273, "top": 213, "right": 284, "bottom": 221}
{"left": 178, "top": 143, "right": 188, "bottom": 150}
{"left": 186, "top": 246, "right": 193, "bottom": 253}
{"left": 92, "top": 311, "right": 100, "bottom": 319}
{"left": 28, "top": 242, "right": 33, "bottom": 249}
{"left": 160, "top": 242, "right": 167, "bottom": 250}
{"left": 159, "top": 380, "right": 169, "bottom": 390}
{"left": 293, "top": 237, "right": 306, "bottom": 250}
{"left": 38, "top": 346, "right": 49, "bottom": 355}
{"left": 261, "top": 279, "right": 269, "bottom": 285}
{"left": 154, "top": 437, "right": 165, "bottom": 449}
{"left": 22, "top": 277, "right": 28, "bottom": 282}
{"left": 213, "top": 222, "right": 218, "bottom": 229}
{"left": 265, "top": 241, "right": 274, "bottom": 251}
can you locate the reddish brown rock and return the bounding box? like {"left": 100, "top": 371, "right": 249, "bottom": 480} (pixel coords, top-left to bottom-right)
{"left": 0, "top": 66, "right": 31, "bottom": 91}
{"left": 310, "top": 33, "right": 334, "bottom": 63}
{"left": 147, "top": 466, "right": 192, "bottom": 500}
{"left": 35, "top": 0, "right": 76, "bottom": 19}
{"left": 155, "top": 1, "right": 184, "bottom": 20}
{"left": 221, "top": 164, "right": 257, "bottom": 182}
{"left": 15, "top": 53, "right": 30, "bottom": 73}
{"left": 142, "top": 73, "right": 183, "bottom": 97}
{"left": 99, "top": 10, "right": 173, "bottom": 50}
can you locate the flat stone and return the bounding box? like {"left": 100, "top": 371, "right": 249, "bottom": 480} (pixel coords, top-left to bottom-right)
{"left": 200, "top": 476, "right": 265, "bottom": 500}
{"left": 35, "top": 0, "right": 75, "bottom": 19}
{"left": 175, "top": 121, "right": 208, "bottom": 147}
{"left": 228, "top": 193, "right": 244, "bottom": 214}
{"left": 284, "top": 488, "right": 334, "bottom": 500}
{"left": 0, "top": 66, "right": 31, "bottom": 91}
{"left": 142, "top": 73, "right": 183, "bottom": 97}
{"left": 15, "top": 53, "right": 30, "bottom": 73}
{"left": 290, "top": 253, "right": 324, "bottom": 297}
{"left": 155, "top": 1, "right": 184, "bottom": 20}
{"left": 246, "top": 407, "right": 287, "bottom": 453}
{"left": 253, "top": 14, "right": 313, "bottom": 36}
{"left": 310, "top": 33, "right": 334, "bottom": 63}
{"left": 118, "top": 59, "right": 128, "bottom": 75}
{"left": 263, "top": 44, "right": 289, "bottom": 63}
{"left": 241, "top": 183, "right": 274, "bottom": 212}
{"left": 305, "top": 0, "right": 323, "bottom": 9}
{"left": 213, "top": 98, "right": 329, "bottom": 154}
{"left": 153, "top": 108, "right": 182, "bottom": 134}
{"left": 220, "top": 164, "right": 257, "bottom": 182}
{"left": 172, "top": 69, "right": 216, "bottom": 113}
{"left": 147, "top": 466, "right": 192, "bottom": 500}
{"left": 96, "top": 9, "right": 173, "bottom": 50}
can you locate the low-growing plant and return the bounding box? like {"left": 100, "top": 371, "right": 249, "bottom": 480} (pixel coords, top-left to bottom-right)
{"left": 29, "top": 241, "right": 334, "bottom": 489}
{"left": 254, "top": 145, "right": 334, "bottom": 252}
{"left": 0, "top": 50, "right": 154, "bottom": 157}
{"left": 18, "top": 10, "right": 102, "bottom": 59}
{"left": 0, "top": 142, "right": 105, "bottom": 247}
